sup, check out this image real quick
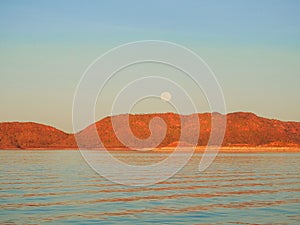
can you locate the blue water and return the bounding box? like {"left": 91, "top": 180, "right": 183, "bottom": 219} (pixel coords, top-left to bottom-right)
{"left": 1, "top": 150, "right": 300, "bottom": 224}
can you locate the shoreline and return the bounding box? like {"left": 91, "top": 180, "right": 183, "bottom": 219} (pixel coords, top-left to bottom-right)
{"left": 1, "top": 146, "right": 300, "bottom": 153}
{"left": 156, "top": 146, "right": 300, "bottom": 153}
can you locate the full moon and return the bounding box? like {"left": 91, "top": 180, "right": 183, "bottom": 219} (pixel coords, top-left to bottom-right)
{"left": 160, "top": 91, "right": 172, "bottom": 102}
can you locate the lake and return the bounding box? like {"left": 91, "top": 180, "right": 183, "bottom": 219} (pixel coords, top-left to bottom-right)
{"left": 1, "top": 150, "right": 300, "bottom": 224}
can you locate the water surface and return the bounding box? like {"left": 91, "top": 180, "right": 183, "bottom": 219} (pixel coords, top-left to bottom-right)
{"left": 1, "top": 150, "right": 299, "bottom": 224}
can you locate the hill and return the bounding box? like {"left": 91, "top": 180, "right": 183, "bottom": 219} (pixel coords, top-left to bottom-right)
{"left": 0, "top": 112, "right": 300, "bottom": 149}
{"left": 0, "top": 122, "right": 69, "bottom": 149}
{"left": 72, "top": 112, "right": 300, "bottom": 149}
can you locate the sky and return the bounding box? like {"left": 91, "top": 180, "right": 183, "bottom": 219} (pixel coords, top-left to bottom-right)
{"left": 0, "top": 0, "right": 299, "bottom": 132}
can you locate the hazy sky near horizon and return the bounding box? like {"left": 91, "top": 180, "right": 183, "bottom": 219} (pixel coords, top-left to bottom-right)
{"left": 0, "top": 0, "right": 299, "bottom": 132}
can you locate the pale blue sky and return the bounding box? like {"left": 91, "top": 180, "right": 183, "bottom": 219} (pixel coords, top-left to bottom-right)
{"left": 0, "top": 0, "right": 299, "bottom": 132}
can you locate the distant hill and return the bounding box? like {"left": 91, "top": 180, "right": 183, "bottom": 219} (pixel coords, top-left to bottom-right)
{"left": 70, "top": 112, "right": 300, "bottom": 149}
{"left": 0, "top": 122, "right": 69, "bottom": 149}
{"left": 1, "top": 112, "right": 300, "bottom": 149}
{"left": 224, "top": 112, "right": 300, "bottom": 146}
